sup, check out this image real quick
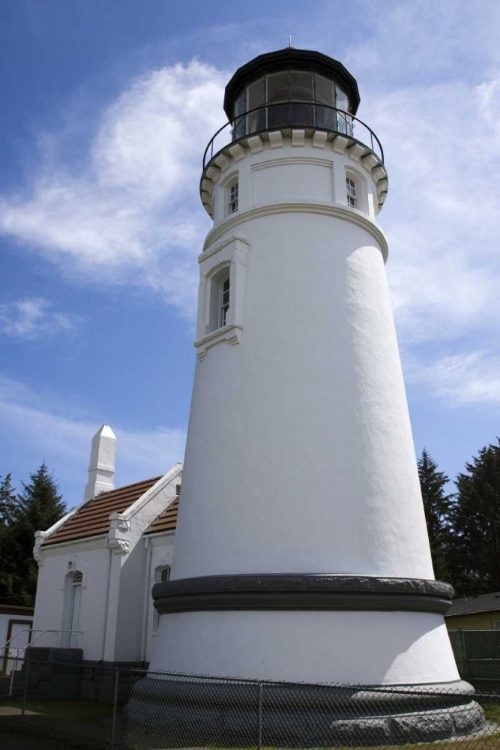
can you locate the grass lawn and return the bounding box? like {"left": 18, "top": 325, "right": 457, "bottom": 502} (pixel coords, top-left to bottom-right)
{"left": 1, "top": 697, "right": 500, "bottom": 750}
{"left": 0, "top": 699, "right": 122, "bottom": 748}
{"left": 0, "top": 698, "right": 113, "bottom": 721}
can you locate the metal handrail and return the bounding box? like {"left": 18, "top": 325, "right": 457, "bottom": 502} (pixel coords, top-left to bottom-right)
{"left": 202, "top": 100, "right": 384, "bottom": 171}
{"left": 0, "top": 628, "right": 84, "bottom": 655}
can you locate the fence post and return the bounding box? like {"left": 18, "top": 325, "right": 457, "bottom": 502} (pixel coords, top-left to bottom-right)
{"left": 111, "top": 668, "right": 120, "bottom": 748}
{"left": 459, "top": 628, "right": 469, "bottom": 677}
{"left": 21, "top": 658, "right": 30, "bottom": 720}
{"left": 257, "top": 681, "right": 263, "bottom": 750}
{"left": 8, "top": 653, "right": 17, "bottom": 697}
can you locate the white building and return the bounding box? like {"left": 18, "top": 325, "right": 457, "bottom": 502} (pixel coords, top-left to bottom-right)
{"left": 30, "top": 425, "right": 181, "bottom": 666}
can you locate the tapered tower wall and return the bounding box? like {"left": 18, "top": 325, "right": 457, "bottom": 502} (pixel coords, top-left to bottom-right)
{"left": 149, "top": 136, "right": 460, "bottom": 684}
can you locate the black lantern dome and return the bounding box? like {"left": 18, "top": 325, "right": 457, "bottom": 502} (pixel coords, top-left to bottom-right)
{"left": 224, "top": 48, "right": 360, "bottom": 118}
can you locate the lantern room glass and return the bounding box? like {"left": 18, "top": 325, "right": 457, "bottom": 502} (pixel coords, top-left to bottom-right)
{"left": 231, "top": 70, "right": 353, "bottom": 140}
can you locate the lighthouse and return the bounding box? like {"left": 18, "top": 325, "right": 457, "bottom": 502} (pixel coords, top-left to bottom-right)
{"left": 147, "top": 48, "right": 482, "bottom": 740}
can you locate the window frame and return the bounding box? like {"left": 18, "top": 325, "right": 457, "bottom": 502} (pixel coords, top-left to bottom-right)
{"left": 196, "top": 235, "right": 249, "bottom": 358}
{"left": 220, "top": 274, "right": 230, "bottom": 328}
{"left": 227, "top": 179, "right": 239, "bottom": 215}
{"left": 346, "top": 176, "right": 358, "bottom": 209}
{"left": 152, "top": 565, "right": 171, "bottom": 633}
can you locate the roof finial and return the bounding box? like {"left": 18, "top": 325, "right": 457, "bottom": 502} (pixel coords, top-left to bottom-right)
{"left": 288, "top": 35, "right": 292, "bottom": 48}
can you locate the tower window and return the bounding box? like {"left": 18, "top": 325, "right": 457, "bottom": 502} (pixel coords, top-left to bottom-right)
{"left": 228, "top": 180, "right": 239, "bottom": 214}
{"left": 207, "top": 264, "right": 231, "bottom": 334}
{"left": 220, "top": 276, "right": 230, "bottom": 328}
{"left": 346, "top": 177, "right": 358, "bottom": 209}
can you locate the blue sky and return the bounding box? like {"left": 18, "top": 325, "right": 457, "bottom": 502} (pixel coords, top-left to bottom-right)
{"left": 1, "top": 0, "right": 500, "bottom": 510}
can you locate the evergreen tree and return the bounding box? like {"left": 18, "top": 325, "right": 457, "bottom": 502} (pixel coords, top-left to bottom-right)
{"left": 0, "top": 474, "right": 17, "bottom": 602}
{"left": 418, "top": 449, "right": 452, "bottom": 583}
{"left": 0, "top": 473, "right": 16, "bottom": 526}
{"left": 0, "top": 464, "right": 66, "bottom": 606}
{"left": 449, "top": 441, "right": 500, "bottom": 597}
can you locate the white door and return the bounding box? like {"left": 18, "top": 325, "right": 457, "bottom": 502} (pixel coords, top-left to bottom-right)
{"left": 62, "top": 571, "right": 83, "bottom": 648}
{"left": 5, "top": 621, "right": 32, "bottom": 674}
{"left": 69, "top": 583, "right": 82, "bottom": 648}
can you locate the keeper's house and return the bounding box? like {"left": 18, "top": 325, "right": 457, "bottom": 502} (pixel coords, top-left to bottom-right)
{"left": 31, "top": 425, "right": 181, "bottom": 667}
{"left": 446, "top": 592, "right": 500, "bottom": 631}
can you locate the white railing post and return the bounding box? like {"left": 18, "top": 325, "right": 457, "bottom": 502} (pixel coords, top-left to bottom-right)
{"left": 8, "top": 651, "right": 18, "bottom": 696}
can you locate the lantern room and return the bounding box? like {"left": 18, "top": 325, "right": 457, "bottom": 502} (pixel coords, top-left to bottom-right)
{"left": 223, "top": 48, "right": 361, "bottom": 140}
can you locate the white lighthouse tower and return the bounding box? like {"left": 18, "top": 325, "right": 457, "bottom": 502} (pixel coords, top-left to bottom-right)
{"left": 146, "top": 49, "right": 482, "bottom": 741}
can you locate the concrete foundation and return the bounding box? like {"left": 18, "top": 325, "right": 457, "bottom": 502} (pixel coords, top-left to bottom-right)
{"left": 127, "top": 676, "right": 486, "bottom": 746}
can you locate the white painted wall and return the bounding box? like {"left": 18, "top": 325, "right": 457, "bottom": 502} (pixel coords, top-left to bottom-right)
{"left": 150, "top": 134, "right": 458, "bottom": 684}
{"left": 151, "top": 611, "right": 460, "bottom": 684}
{"left": 211, "top": 138, "right": 379, "bottom": 227}
{"left": 33, "top": 539, "right": 110, "bottom": 658}
{"left": 114, "top": 467, "right": 181, "bottom": 662}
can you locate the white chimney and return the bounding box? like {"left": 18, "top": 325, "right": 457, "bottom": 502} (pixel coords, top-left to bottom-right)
{"left": 84, "top": 424, "right": 116, "bottom": 501}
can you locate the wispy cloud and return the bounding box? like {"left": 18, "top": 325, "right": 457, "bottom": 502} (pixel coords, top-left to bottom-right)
{"left": 405, "top": 351, "right": 500, "bottom": 409}
{"left": 345, "top": 54, "right": 500, "bottom": 346}
{"left": 0, "top": 61, "right": 228, "bottom": 320}
{"left": 0, "top": 374, "right": 186, "bottom": 507}
{"left": 0, "top": 297, "right": 79, "bottom": 339}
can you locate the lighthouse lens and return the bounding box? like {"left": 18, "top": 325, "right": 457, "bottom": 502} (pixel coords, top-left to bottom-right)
{"left": 247, "top": 78, "right": 266, "bottom": 133}
{"left": 316, "top": 74, "right": 336, "bottom": 130}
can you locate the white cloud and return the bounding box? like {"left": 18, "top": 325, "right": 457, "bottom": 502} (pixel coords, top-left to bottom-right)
{"left": 0, "top": 61, "right": 228, "bottom": 320}
{"left": 0, "top": 297, "right": 79, "bottom": 339}
{"left": 1, "top": 8, "right": 500, "bottom": 416}
{"left": 361, "top": 76, "right": 500, "bottom": 345}
{"left": 0, "top": 374, "right": 186, "bottom": 507}
{"left": 405, "top": 351, "right": 500, "bottom": 409}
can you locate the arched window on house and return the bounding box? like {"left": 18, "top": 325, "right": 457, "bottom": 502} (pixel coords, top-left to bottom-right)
{"left": 61, "top": 570, "right": 83, "bottom": 648}
{"left": 152, "top": 565, "right": 171, "bottom": 633}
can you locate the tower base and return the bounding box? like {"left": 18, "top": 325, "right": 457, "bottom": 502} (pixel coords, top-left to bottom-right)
{"left": 127, "top": 676, "right": 485, "bottom": 747}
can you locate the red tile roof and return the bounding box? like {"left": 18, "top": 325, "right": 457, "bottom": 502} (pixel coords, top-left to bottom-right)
{"left": 144, "top": 498, "right": 179, "bottom": 535}
{"left": 42, "top": 477, "right": 163, "bottom": 547}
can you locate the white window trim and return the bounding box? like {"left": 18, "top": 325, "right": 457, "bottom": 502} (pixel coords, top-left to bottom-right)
{"left": 196, "top": 235, "right": 249, "bottom": 360}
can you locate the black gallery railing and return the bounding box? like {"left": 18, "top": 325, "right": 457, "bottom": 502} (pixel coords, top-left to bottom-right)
{"left": 203, "top": 101, "right": 384, "bottom": 170}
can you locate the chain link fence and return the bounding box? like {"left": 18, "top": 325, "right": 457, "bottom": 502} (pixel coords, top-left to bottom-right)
{"left": 1, "top": 650, "right": 500, "bottom": 748}
{"left": 449, "top": 629, "right": 500, "bottom": 688}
